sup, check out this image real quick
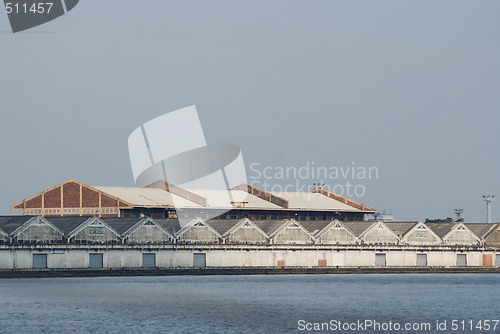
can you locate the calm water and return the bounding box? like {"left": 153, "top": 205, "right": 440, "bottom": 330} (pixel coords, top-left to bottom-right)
{"left": 0, "top": 274, "right": 499, "bottom": 333}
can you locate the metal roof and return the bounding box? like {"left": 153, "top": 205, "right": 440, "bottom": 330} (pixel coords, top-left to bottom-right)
{"left": 190, "top": 189, "right": 282, "bottom": 209}
{"left": 100, "top": 217, "right": 146, "bottom": 235}
{"left": 384, "top": 222, "right": 420, "bottom": 238}
{"left": 93, "top": 186, "right": 200, "bottom": 208}
{"left": 252, "top": 220, "right": 289, "bottom": 237}
{"left": 425, "top": 223, "right": 457, "bottom": 238}
{"left": 47, "top": 217, "right": 93, "bottom": 235}
{"left": 464, "top": 223, "right": 498, "bottom": 239}
{"left": 155, "top": 219, "right": 182, "bottom": 235}
{"left": 0, "top": 216, "right": 34, "bottom": 234}
{"left": 299, "top": 220, "right": 332, "bottom": 236}
{"left": 205, "top": 219, "right": 240, "bottom": 236}
{"left": 268, "top": 191, "right": 361, "bottom": 211}
{"left": 342, "top": 221, "right": 375, "bottom": 237}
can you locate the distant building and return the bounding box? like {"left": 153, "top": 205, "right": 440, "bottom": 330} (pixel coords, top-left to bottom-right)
{"left": 11, "top": 179, "right": 376, "bottom": 222}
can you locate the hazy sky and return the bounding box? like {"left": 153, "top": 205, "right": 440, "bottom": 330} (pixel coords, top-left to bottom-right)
{"left": 1, "top": 1, "right": 498, "bottom": 222}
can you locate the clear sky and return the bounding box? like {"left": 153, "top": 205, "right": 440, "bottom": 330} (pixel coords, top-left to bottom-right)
{"left": 0, "top": 1, "right": 498, "bottom": 222}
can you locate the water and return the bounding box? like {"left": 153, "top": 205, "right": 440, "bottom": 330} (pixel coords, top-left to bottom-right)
{"left": 0, "top": 274, "right": 498, "bottom": 333}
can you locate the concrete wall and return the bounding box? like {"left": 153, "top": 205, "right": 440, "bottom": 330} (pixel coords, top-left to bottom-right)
{"left": 178, "top": 225, "right": 220, "bottom": 243}
{"left": 405, "top": 228, "right": 441, "bottom": 245}
{"left": 445, "top": 230, "right": 479, "bottom": 246}
{"left": 273, "top": 226, "right": 313, "bottom": 244}
{"left": 127, "top": 225, "right": 172, "bottom": 243}
{"left": 16, "top": 223, "right": 64, "bottom": 242}
{"left": 227, "top": 227, "right": 268, "bottom": 244}
{"left": 362, "top": 227, "right": 399, "bottom": 244}
{"left": 73, "top": 225, "right": 119, "bottom": 242}
{"left": 316, "top": 227, "right": 357, "bottom": 244}
{"left": 1, "top": 245, "right": 499, "bottom": 270}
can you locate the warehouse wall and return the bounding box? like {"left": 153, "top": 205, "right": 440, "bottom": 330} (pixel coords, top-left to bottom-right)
{"left": 1, "top": 246, "right": 499, "bottom": 270}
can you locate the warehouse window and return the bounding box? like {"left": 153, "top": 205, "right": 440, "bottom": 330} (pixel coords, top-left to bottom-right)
{"left": 89, "top": 253, "right": 103, "bottom": 268}
{"left": 89, "top": 226, "right": 103, "bottom": 234}
{"left": 33, "top": 254, "right": 47, "bottom": 269}
{"left": 143, "top": 253, "right": 156, "bottom": 268}
{"left": 496, "top": 254, "right": 500, "bottom": 267}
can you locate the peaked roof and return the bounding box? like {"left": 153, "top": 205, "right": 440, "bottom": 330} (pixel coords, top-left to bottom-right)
{"left": 252, "top": 220, "right": 289, "bottom": 237}
{"left": 155, "top": 219, "right": 182, "bottom": 235}
{"left": 384, "top": 222, "right": 420, "bottom": 237}
{"left": 47, "top": 216, "right": 93, "bottom": 235}
{"left": 100, "top": 217, "right": 147, "bottom": 235}
{"left": 299, "top": 220, "right": 332, "bottom": 236}
{"left": 464, "top": 223, "right": 499, "bottom": 239}
{"left": 424, "top": 223, "right": 457, "bottom": 239}
{"left": 222, "top": 218, "right": 269, "bottom": 238}
{"left": 0, "top": 216, "right": 35, "bottom": 235}
{"left": 342, "top": 221, "right": 375, "bottom": 237}
{"left": 205, "top": 219, "right": 240, "bottom": 236}
{"left": 11, "top": 179, "right": 133, "bottom": 210}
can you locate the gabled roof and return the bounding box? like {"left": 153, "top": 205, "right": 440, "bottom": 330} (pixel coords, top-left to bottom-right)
{"left": 100, "top": 217, "right": 147, "bottom": 236}
{"left": 464, "top": 223, "right": 498, "bottom": 239}
{"left": 222, "top": 218, "right": 269, "bottom": 238}
{"left": 299, "top": 220, "right": 332, "bottom": 236}
{"left": 204, "top": 219, "right": 240, "bottom": 236}
{"left": 310, "top": 188, "right": 376, "bottom": 212}
{"left": 252, "top": 220, "right": 289, "bottom": 237}
{"left": 12, "top": 216, "right": 64, "bottom": 237}
{"left": 401, "top": 221, "right": 441, "bottom": 242}
{"left": 155, "top": 219, "right": 182, "bottom": 235}
{"left": 342, "top": 221, "right": 375, "bottom": 237}
{"left": 11, "top": 179, "right": 133, "bottom": 210}
{"left": 176, "top": 218, "right": 222, "bottom": 239}
{"left": 68, "top": 217, "right": 120, "bottom": 238}
{"left": 358, "top": 221, "right": 400, "bottom": 241}
{"left": 268, "top": 191, "right": 365, "bottom": 212}
{"left": 47, "top": 217, "right": 93, "bottom": 236}
{"left": 424, "top": 223, "right": 456, "bottom": 239}
{"left": 314, "top": 220, "right": 358, "bottom": 241}
{"left": 93, "top": 186, "right": 198, "bottom": 208}
{"left": 271, "top": 219, "right": 315, "bottom": 240}
{"left": 384, "top": 222, "right": 420, "bottom": 238}
{"left": 0, "top": 216, "right": 35, "bottom": 235}
{"left": 441, "top": 222, "right": 480, "bottom": 242}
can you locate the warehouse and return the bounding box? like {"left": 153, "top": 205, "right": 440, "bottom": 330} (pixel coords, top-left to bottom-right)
{"left": 11, "top": 179, "right": 376, "bottom": 222}
{"left": 1, "top": 216, "right": 499, "bottom": 271}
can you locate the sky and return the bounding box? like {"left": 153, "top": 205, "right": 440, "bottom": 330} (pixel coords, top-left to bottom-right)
{"left": 0, "top": 1, "right": 499, "bottom": 222}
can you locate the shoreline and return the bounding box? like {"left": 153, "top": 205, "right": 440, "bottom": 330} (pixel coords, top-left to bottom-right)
{"left": 2, "top": 266, "right": 500, "bottom": 278}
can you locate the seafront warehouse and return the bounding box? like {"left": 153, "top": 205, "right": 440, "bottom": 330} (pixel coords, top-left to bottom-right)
{"left": 1, "top": 179, "right": 499, "bottom": 271}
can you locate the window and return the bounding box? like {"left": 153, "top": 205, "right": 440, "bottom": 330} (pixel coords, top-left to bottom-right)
{"left": 416, "top": 231, "right": 427, "bottom": 238}
{"left": 89, "top": 226, "right": 103, "bottom": 234}
{"left": 143, "top": 253, "right": 156, "bottom": 268}
{"left": 496, "top": 254, "right": 500, "bottom": 267}
{"left": 33, "top": 254, "right": 47, "bottom": 269}
{"left": 89, "top": 253, "right": 103, "bottom": 268}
